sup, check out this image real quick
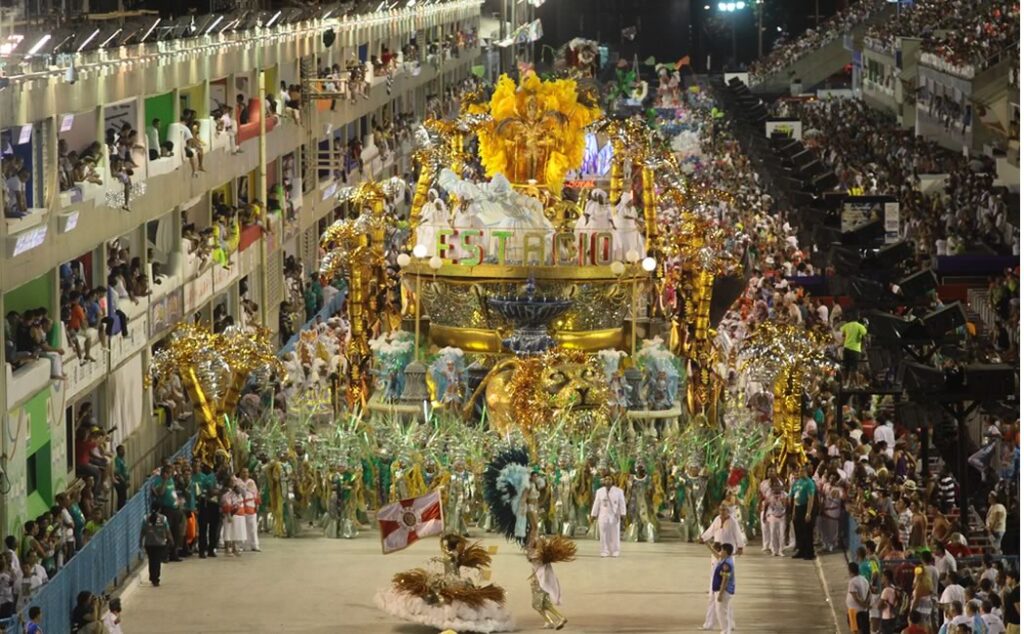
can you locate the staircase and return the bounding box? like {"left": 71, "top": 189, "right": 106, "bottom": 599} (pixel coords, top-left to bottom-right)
{"left": 750, "top": 5, "right": 896, "bottom": 94}
{"left": 925, "top": 455, "right": 990, "bottom": 554}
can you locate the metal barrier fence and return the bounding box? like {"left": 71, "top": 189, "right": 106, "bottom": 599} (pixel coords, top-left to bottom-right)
{"left": 0, "top": 437, "right": 194, "bottom": 634}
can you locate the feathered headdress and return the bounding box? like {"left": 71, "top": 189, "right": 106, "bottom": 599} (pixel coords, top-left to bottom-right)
{"left": 483, "top": 446, "right": 532, "bottom": 546}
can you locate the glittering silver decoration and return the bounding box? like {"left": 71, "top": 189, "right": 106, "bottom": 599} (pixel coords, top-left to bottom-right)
{"left": 104, "top": 181, "right": 147, "bottom": 209}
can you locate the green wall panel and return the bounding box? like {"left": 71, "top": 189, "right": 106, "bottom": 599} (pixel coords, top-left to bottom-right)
{"left": 24, "top": 389, "right": 50, "bottom": 456}
{"left": 144, "top": 92, "right": 175, "bottom": 148}
{"left": 4, "top": 272, "right": 52, "bottom": 315}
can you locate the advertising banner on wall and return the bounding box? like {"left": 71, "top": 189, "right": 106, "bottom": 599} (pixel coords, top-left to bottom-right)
{"left": 841, "top": 195, "right": 898, "bottom": 238}
{"left": 764, "top": 118, "right": 803, "bottom": 140}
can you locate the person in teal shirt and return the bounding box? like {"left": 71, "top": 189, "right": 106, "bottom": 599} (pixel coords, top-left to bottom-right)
{"left": 151, "top": 466, "right": 182, "bottom": 561}
{"left": 114, "top": 445, "right": 129, "bottom": 510}
{"left": 789, "top": 463, "right": 817, "bottom": 560}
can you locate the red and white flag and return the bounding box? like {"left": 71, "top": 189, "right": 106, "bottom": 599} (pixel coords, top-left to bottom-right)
{"left": 377, "top": 490, "right": 444, "bottom": 554}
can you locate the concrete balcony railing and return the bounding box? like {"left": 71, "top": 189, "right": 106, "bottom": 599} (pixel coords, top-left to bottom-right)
{"left": 1, "top": 48, "right": 479, "bottom": 292}
{"left": 0, "top": 0, "right": 482, "bottom": 126}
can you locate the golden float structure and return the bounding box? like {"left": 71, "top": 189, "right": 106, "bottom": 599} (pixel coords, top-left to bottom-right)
{"left": 739, "top": 321, "right": 837, "bottom": 476}
{"left": 322, "top": 72, "right": 732, "bottom": 426}
{"left": 148, "top": 324, "right": 281, "bottom": 467}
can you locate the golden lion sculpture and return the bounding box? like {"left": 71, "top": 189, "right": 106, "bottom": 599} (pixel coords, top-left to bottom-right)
{"left": 463, "top": 349, "right": 611, "bottom": 437}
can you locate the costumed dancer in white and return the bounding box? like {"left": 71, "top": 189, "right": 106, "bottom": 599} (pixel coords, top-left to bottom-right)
{"left": 614, "top": 192, "right": 645, "bottom": 260}
{"left": 700, "top": 503, "right": 747, "bottom": 554}
{"left": 590, "top": 474, "right": 626, "bottom": 557}
{"left": 575, "top": 189, "right": 616, "bottom": 246}
{"left": 415, "top": 189, "right": 450, "bottom": 256}
{"left": 761, "top": 482, "right": 787, "bottom": 557}
{"left": 240, "top": 468, "right": 261, "bottom": 552}
{"left": 437, "top": 169, "right": 553, "bottom": 264}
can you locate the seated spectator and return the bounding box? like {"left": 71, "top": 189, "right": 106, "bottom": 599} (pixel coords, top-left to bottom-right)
{"left": 4, "top": 167, "right": 30, "bottom": 219}
{"left": 75, "top": 428, "right": 108, "bottom": 497}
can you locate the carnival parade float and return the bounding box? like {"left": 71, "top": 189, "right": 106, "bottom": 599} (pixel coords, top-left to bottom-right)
{"left": 156, "top": 63, "right": 836, "bottom": 633}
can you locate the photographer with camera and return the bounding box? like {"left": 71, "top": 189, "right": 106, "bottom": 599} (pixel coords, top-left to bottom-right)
{"left": 140, "top": 506, "right": 173, "bottom": 587}
{"left": 150, "top": 466, "right": 182, "bottom": 562}
{"left": 70, "top": 590, "right": 105, "bottom": 633}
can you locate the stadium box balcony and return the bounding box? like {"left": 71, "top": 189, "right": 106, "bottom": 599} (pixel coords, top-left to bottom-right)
{"left": 859, "top": 37, "right": 920, "bottom": 128}
{"left": 1, "top": 47, "right": 480, "bottom": 294}
{"left": 916, "top": 45, "right": 1017, "bottom": 154}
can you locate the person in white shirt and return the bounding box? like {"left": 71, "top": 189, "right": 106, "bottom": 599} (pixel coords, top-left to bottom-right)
{"left": 700, "top": 504, "right": 746, "bottom": 554}
{"left": 590, "top": 474, "right": 626, "bottom": 558}
{"left": 847, "top": 561, "right": 871, "bottom": 633}
{"left": 217, "top": 107, "right": 242, "bottom": 155}
{"left": 873, "top": 420, "right": 895, "bottom": 459}
{"left": 981, "top": 600, "right": 1005, "bottom": 634}
{"left": 761, "top": 484, "right": 788, "bottom": 556}
{"left": 934, "top": 543, "right": 957, "bottom": 577}
{"left": 240, "top": 467, "right": 261, "bottom": 552}
{"left": 0, "top": 551, "right": 15, "bottom": 618}
{"left": 146, "top": 118, "right": 161, "bottom": 160}
{"left": 939, "top": 574, "right": 966, "bottom": 623}
{"left": 101, "top": 597, "right": 124, "bottom": 634}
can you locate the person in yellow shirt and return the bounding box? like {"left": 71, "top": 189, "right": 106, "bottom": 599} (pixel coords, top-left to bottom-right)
{"left": 840, "top": 317, "right": 868, "bottom": 388}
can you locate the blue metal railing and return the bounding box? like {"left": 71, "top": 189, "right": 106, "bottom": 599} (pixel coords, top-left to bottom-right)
{"left": 0, "top": 438, "right": 195, "bottom": 634}
{"left": 0, "top": 282, "right": 352, "bottom": 632}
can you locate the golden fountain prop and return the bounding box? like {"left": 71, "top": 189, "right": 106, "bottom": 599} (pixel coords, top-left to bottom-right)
{"left": 149, "top": 324, "right": 280, "bottom": 467}
{"left": 739, "top": 321, "right": 837, "bottom": 476}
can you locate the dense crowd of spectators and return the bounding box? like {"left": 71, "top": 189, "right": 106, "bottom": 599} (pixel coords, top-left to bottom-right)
{"left": 864, "top": 0, "right": 1019, "bottom": 77}
{"left": 708, "top": 74, "right": 1020, "bottom": 634}
{"left": 772, "top": 98, "right": 1014, "bottom": 257}
{"left": 0, "top": 400, "right": 129, "bottom": 623}
{"left": 749, "top": 0, "right": 888, "bottom": 83}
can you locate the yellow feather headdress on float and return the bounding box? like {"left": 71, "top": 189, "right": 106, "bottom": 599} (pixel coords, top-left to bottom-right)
{"left": 473, "top": 72, "right": 600, "bottom": 195}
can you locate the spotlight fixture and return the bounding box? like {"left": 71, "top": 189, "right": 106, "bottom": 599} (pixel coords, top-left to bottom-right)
{"left": 140, "top": 19, "right": 161, "bottom": 43}
{"left": 76, "top": 29, "right": 100, "bottom": 52}
{"left": 99, "top": 28, "right": 122, "bottom": 48}
{"left": 205, "top": 15, "right": 224, "bottom": 35}
{"left": 26, "top": 34, "right": 51, "bottom": 57}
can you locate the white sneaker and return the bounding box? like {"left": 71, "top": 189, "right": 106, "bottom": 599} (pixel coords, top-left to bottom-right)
{"left": 600, "top": 552, "right": 609, "bottom": 558}
{"left": 168, "top": 422, "right": 185, "bottom": 432}
{"left": 612, "top": 552, "right": 620, "bottom": 557}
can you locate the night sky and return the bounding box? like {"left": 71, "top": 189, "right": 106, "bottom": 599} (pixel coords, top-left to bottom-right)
{"left": 524, "top": 0, "right": 846, "bottom": 72}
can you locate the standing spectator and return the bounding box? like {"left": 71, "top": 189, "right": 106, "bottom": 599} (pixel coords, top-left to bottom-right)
{"left": 25, "top": 606, "right": 42, "bottom": 634}
{"left": 840, "top": 317, "right": 869, "bottom": 388}
{"left": 196, "top": 463, "right": 222, "bottom": 559}
{"left": 113, "top": 445, "right": 128, "bottom": 510}
{"left": 150, "top": 466, "right": 182, "bottom": 563}
{"left": 848, "top": 561, "right": 871, "bottom": 633}
{"left": 0, "top": 551, "right": 15, "bottom": 618}
{"left": 790, "top": 462, "right": 817, "bottom": 560}
{"left": 147, "top": 118, "right": 161, "bottom": 160}
{"left": 1004, "top": 569, "right": 1020, "bottom": 634}
{"left": 878, "top": 569, "right": 900, "bottom": 634}
{"left": 140, "top": 508, "right": 173, "bottom": 587}
{"left": 5, "top": 168, "right": 30, "bottom": 217}
{"left": 937, "top": 468, "right": 958, "bottom": 513}
{"left": 986, "top": 492, "right": 1007, "bottom": 554}
{"left": 236, "top": 94, "right": 250, "bottom": 125}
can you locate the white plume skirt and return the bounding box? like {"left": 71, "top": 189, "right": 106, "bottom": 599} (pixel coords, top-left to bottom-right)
{"left": 374, "top": 587, "right": 516, "bottom": 633}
